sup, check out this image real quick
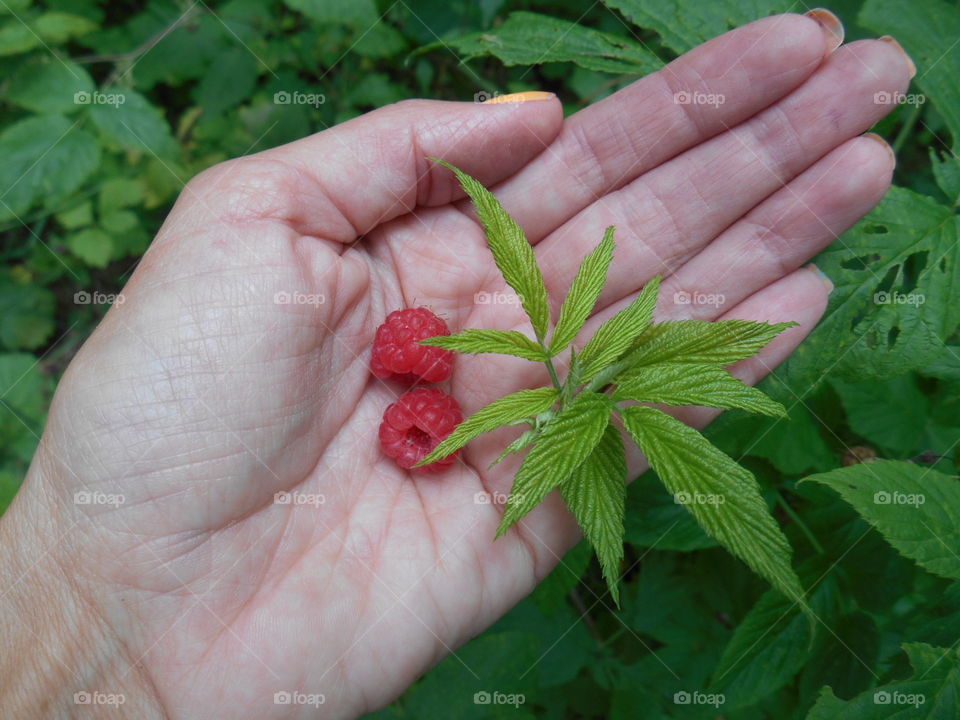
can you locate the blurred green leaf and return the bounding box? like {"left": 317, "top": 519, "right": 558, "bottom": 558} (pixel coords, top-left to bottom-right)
{"left": 87, "top": 88, "right": 178, "bottom": 158}
{"left": 5, "top": 57, "right": 94, "bottom": 114}
{"left": 67, "top": 228, "right": 112, "bottom": 268}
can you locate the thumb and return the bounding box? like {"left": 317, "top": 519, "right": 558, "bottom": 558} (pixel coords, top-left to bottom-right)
{"left": 254, "top": 92, "right": 562, "bottom": 242}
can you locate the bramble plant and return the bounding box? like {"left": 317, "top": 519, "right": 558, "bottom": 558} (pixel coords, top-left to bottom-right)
{"left": 417, "top": 160, "right": 806, "bottom": 609}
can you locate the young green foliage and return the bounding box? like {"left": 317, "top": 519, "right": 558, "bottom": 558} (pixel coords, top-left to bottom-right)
{"left": 423, "top": 160, "right": 802, "bottom": 607}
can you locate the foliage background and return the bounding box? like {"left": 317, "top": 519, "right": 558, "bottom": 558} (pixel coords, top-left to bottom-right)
{"left": 0, "top": 0, "right": 958, "bottom": 717}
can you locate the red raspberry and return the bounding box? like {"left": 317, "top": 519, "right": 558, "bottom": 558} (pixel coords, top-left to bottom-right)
{"left": 370, "top": 307, "right": 454, "bottom": 384}
{"left": 379, "top": 389, "right": 463, "bottom": 473}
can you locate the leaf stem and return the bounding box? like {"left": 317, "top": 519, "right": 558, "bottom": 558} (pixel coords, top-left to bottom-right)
{"left": 892, "top": 100, "right": 922, "bottom": 155}
{"left": 544, "top": 356, "right": 563, "bottom": 392}
{"left": 775, "top": 490, "right": 824, "bottom": 554}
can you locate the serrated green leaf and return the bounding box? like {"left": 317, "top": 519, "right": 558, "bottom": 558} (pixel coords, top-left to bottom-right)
{"left": 432, "top": 160, "right": 550, "bottom": 340}
{"left": 603, "top": 0, "right": 791, "bottom": 55}
{"left": 619, "top": 405, "right": 805, "bottom": 608}
{"left": 5, "top": 57, "right": 94, "bottom": 115}
{"left": 931, "top": 149, "right": 960, "bottom": 207}
{"left": 420, "top": 329, "right": 547, "bottom": 361}
{"left": 777, "top": 187, "right": 959, "bottom": 390}
{"left": 613, "top": 362, "right": 786, "bottom": 417}
{"left": 0, "top": 115, "right": 101, "bottom": 222}
{"left": 831, "top": 375, "right": 928, "bottom": 455}
{"left": 559, "top": 422, "right": 626, "bottom": 605}
{"left": 862, "top": 0, "right": 960, "bottom": 152}
{"left": 625, "top": 319, "right": 795, "bottom": 367}
{"left": 88, "top": 88, "right": 178, "bottom": 159}
{"left": 710, "top": 570, "right": 837, "bottom": 708}
{"left": 417, "top": 387, "right": 559, "bottom": 466}
{"left": 578, "top": 275, "right": 660, "bottom": 382}
{"left": 445, "top": 11, "right": 661, "bottom": 74}
{"left": 497, "top": 392, "right": 612, "bottom": 536}
{"left": 806, "top": 642, "right": 960, "bottom": 719}
{"left": 549, "top": 227, "right": 615, "bottom": 356}
{"left": 803, "top": 461, "right": 960, "bottom": 580}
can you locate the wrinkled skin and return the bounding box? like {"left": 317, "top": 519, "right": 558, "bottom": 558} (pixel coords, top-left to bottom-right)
{"left": 0, "top": 13, "right": 911, "bottom": 719}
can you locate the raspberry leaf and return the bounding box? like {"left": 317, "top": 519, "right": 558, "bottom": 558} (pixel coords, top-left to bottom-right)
{"left": 431, "top": 158, "right": 551, "bottom": 341}
{"left": 496, "top": 392, "right": 612, "bottom": 537}
{"left": 613, "top": 363, "right": 787, "bottom": 417}
{"left": 619, "top": 404, "right": 807, "bottom": 611}
{"left": 559, "top": 422, "right": 627, "bottom": 606}
{"left": 420, "top": 329, "right": 547, "bottom": 361}
{"left": 622, "top": 319, "right": 797, "bottom": 367}
{"left": 577, "top": 275, "right": 661, "bottom": 383}
{"left": 416, "top": 387, "right": 559, "bottom": 467}
{"left": 548, "top": 226, "right": 616, "bottom": 356}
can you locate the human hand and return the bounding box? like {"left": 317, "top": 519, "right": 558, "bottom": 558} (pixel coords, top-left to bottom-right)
{"left": 0, "top": 11, "right": 913, "bottom": 718}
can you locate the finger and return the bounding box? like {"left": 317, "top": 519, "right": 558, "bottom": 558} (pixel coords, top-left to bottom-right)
{"left": 485, "top": 12, "right": 838, "bottom": 242}
{"left": 534, "top": 38, "right": 913, "bottom": 310}
{"left": 187, "top": 95, "right": 563, "bottom": 242}
{"left": 657, "top": 133, "right": 894, "bottom": 320}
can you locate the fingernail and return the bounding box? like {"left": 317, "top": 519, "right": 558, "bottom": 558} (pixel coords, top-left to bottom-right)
{"left": 482, "top": 91, "right": 555, "bottom": 104}
{"left": 804, "top": 9, "right": 844, "bottom": 53}
{"left": 862, "top": 132, "right": 896, "bottom": 167}
{"left": 805, "top": 263, "right": 834, "bottom": 293}
{"left": 879, "top": 36, "right": 916, "bottom": 78}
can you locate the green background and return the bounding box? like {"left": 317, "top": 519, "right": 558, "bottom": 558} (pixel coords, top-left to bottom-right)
{"left": 0, "top": 0, "right": 958, "bottom": 717}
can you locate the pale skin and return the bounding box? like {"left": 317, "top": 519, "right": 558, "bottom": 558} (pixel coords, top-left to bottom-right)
{"left": 0, "top": 13, "right": 913, "bottom": 719}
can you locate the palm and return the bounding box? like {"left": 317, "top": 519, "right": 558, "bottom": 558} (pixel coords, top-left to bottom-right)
{"left": 37, "top": 15, "right": 911, "bottom": 719}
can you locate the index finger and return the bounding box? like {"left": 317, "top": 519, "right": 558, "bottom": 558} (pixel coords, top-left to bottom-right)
{"left": 486, "top": 11, "right": 841, "bottom": 242}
